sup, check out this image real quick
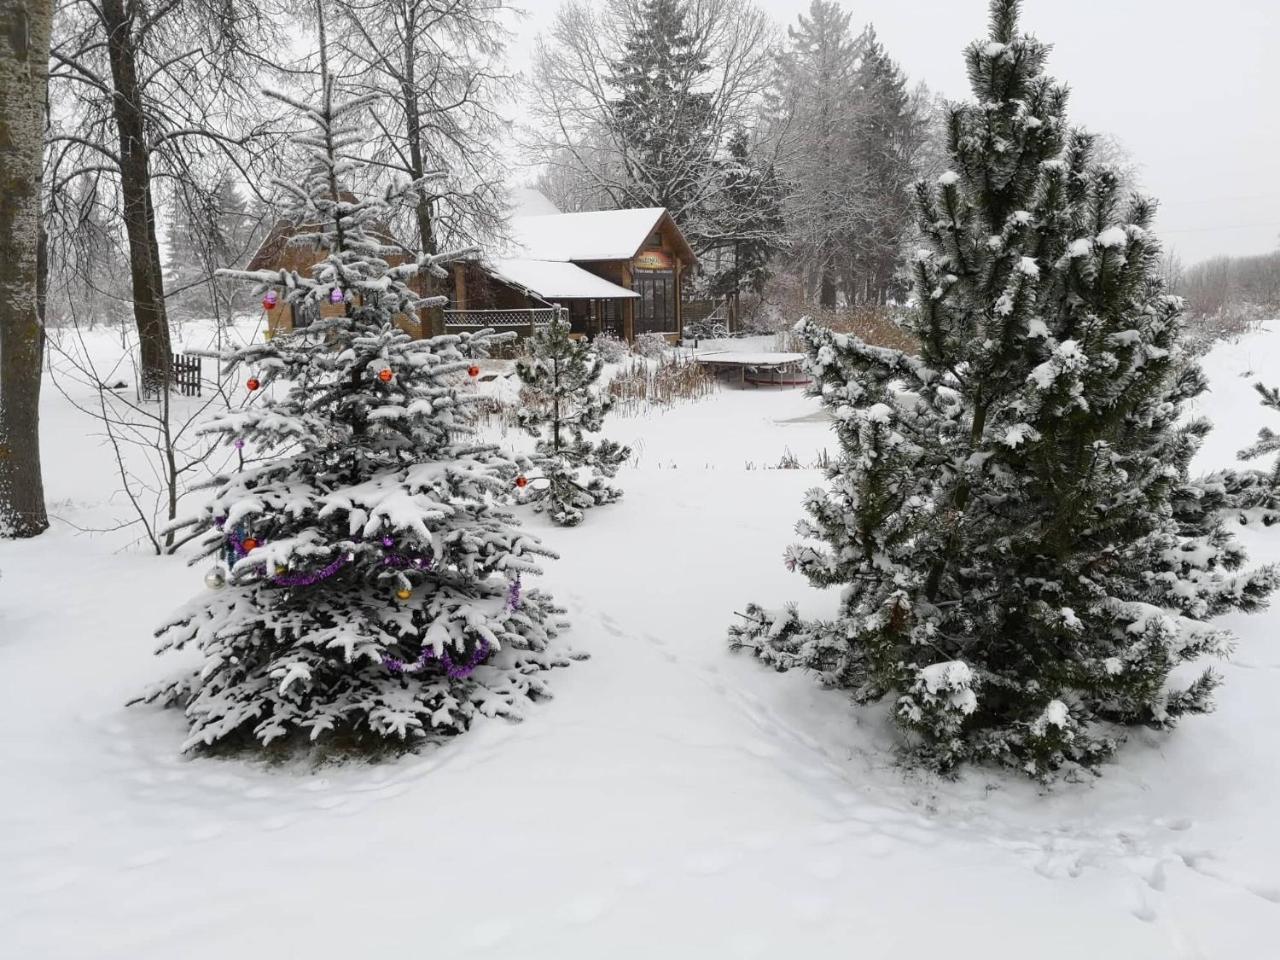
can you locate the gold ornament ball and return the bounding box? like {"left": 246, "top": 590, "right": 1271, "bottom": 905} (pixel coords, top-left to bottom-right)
{"left": 396, "top": 587, "right": 412, "bottom": 601}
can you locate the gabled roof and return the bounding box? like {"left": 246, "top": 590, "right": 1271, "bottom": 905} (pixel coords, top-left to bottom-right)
{"left": 487, "top": 258, "right": 638, "bottom": 301}
{"left": 508, "top": 207, "right": 696, "bottom": 265}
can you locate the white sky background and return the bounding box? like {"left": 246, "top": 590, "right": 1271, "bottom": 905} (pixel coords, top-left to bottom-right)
{"left": 501, "top": 0, "right": 1280, "bottom": 266}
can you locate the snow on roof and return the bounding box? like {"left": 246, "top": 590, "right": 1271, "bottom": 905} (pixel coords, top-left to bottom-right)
{"left": 507, "top": 208, "right": 667, "bottom": 262}
{"left": 509, "top": 187, "right": 562, "bottom": 218}
{"left": 487, "top": 258, "right": 639, "bottom": 301}
{"left": 693, "top": 351, "right": 806, "bottom": 367}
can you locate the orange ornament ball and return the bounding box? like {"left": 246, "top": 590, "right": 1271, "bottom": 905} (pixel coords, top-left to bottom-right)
{"left": 246, "top": 377, "right": 261, "bottom": 391}
{"left": 515, "top": 476, "right": 529, "bottom": 489}
{"left": 242, "top": 537, "right": 259, "bottom": 551}
{"left": 467, "top": 365, "right": 480, "bottom": 378}
{"left": 378, "top": 368, "right": 393, "bottom": 383}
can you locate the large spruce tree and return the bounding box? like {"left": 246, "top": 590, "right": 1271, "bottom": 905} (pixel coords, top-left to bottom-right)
{"left": 611, "top": 0, "right": 716, "bottom": 237}
{"left": 730, "top": 0, "right": 1278, "bottom": 780}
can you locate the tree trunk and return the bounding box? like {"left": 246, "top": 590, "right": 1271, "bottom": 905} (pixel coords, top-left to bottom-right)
{"left": 400, "top": 32, "right": 443, "bottom": 337}
{"left": 819, "top": 260, "right": 837, "bottom": 309}
{"left": 0, "top": 0, "right": 52, "bottom": 538}
{"left": 101, "top": 0, "right": 172, "bottom": 393}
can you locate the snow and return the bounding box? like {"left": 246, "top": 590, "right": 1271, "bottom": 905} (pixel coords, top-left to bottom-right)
{"left": 937, "top": 170, "right": 960, "bottom": 187}
{"left": 1097, "top": 226, "right": 1129, "bottom": 248}
{"left": 5, "top": 318, "right": 1280, "bottom": 957}
{"left": 486, "top": 257, "right": 639, "bottom": 300}
{"left": 506, "top": 207, "right": 668, "bottom": 262}
{"left": 509, "top": 187, "right": 562, "bottom": 218}
{"left": 692, "top": 350, "right": 806, "bottom": 367}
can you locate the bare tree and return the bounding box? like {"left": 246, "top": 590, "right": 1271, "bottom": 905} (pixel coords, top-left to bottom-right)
{"left": 45, "top": 0, "right": 281, "bottom": 391}
{"left": 525, "top": 0, "right": 773, "bottom": 249}
{"left": 0, "top": 0, "right": 53, "bottom": 538}
{"left": 329, "top": 0, "right": 511, "bottom": 255}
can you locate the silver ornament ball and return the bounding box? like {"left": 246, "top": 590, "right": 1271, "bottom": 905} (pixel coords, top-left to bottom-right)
{"left": 204, "top": 568, "right": 227, "bottom": 589}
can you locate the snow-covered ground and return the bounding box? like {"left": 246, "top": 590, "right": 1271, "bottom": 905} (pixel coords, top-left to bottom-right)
{"left": 4, "top": 322, "right": 1280, "bottom": 958}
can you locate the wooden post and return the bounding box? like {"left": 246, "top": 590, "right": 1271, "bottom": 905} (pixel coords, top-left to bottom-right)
{"left": 453, "top": 263, "right": 466, "bottom": 311}
{"left": 622, "top": 263, "right": 634, "bottom": 342}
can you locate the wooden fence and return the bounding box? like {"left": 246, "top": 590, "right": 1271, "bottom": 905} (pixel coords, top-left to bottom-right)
{"left": 139, "top": 353, "right": 202, "bottom": 400}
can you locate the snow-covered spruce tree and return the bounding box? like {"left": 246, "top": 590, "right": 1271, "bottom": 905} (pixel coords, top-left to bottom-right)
{"left": 132, "top": 78, "right": 574, "bottom": 753}
{"left": 729, "top": 0, "right": 1278, "bottom": 780}
{"left": 1240, "top": 383, "right": 1280, "bottom": 486}
{"left": 515, "top": 315, "right": 630, "bottom": 527}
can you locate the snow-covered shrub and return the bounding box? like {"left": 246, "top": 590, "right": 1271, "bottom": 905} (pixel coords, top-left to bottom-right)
{"left": 590, "top": 331, "right": 628, "bottom": 363}
{"left": 632, "top": 332, "right": 669, "bottom": 358}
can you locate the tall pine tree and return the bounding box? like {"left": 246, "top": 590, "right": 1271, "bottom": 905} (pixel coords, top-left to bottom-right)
{"left": 847, "top": 27, "right": 922, "bottom": 304}
{"left": 611, "top": 0, "right": 717, "bottom": 241}
{"left": 730, "top": 0, "right": 1278, "bottom": 780}
{"left": 704, "top": 129, "right": 785, "bottom": 305}
{"left": 515, "top": 315, "right": 630, "bottom": 527}
{"left": 133, "top": 76, "right": 574, "bottom": 752}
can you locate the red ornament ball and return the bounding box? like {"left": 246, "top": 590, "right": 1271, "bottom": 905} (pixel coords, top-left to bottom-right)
{"left": 246, "top": 377, "right": 261, "bottom": 391}
{"left": 515, "top": 476, "right": 529, "bottom": 489}
{"left": 467, "top": 365, "right": 480, "bottom": 378}
{"left": 242, "top": 537, "right": 259, "bottom": 551}
{"left": 377, "top": 368, "right": 393, "bottom": 383}
{"left": 261, "top": 291, "right": 278, "bottom": 310}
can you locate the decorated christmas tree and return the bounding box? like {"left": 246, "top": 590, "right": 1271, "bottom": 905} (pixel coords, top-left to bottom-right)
{"left": 729, "top": 0, "right": 1278, "bottom": 780}
{"left": 515, "top": 315, "right": 630, "bottom": 527}
{"left": 132, "top": 76, "right": 575, "bottom": 752}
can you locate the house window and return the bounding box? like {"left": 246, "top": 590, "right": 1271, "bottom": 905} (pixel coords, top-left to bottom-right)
{"left": 634, "top": 269, "right": 676, "bottom": 335}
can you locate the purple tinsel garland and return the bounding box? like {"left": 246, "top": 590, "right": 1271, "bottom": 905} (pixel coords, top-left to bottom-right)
{"left": 215, "top": 516, "right": 436, "bottom": 587}
{"left": 384, "top": 638, "right": 491, "bottom": 679}
{"left": 271, "top": 555, "right": 349, "bottom": 587}
{"left": 506, "top": 574, "right": 522, "bottom": 612}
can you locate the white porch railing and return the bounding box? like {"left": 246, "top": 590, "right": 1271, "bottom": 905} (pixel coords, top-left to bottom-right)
{"left": 443, "top": 307, "right": 560, "bottom": 331}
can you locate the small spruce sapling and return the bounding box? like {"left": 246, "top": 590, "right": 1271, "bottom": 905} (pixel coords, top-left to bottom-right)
{"left": 131, "top": 76, "right": 575, "bottom": 753}
{"left": 1240, "top": 383, "right": 1280, "bottom": 487}
{"left": 515, "top": 315, "right": 630, "bottom": 526}
{"left": 728, "top": 0, "right": 1278, "bottom": 780}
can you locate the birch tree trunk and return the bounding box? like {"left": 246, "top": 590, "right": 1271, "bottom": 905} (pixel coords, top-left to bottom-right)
{"left": 0, "top": 0, "right": 52, "bottom": 538}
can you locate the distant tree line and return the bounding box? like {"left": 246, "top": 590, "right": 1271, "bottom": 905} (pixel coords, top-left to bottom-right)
{"left": 528, "top": 0, "right": 943, "bottom": 310}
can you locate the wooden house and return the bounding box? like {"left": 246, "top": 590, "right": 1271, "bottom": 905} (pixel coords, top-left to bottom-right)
{"left": 245, "top": 198, "right": 437, "bottom": 340}
{"left": 452, "top": 206, "right": 698, "bottom": 343}
{"left": 244, "top": 196, "right": 697, "bottom": 344}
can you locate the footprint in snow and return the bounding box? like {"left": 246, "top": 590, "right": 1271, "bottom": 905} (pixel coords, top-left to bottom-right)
{"left": 559, "top": 894, "right": 613, "bottom": 925}
{"left": 1131, "top": 902, "right": 1158, "bottom": 924}
{"left": 125, "top": 847, "right": 173, "bottom": 868}
{"left": 1145, "top": 860, "right": 1168, "bottom": 892}
{"left": 683, "top": 848, "right": 738, "bottom": 876}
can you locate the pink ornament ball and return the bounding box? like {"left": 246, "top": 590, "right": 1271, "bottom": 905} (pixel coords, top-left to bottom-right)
{"left": 330, "top": 287, "right": 344, "bottom": 304}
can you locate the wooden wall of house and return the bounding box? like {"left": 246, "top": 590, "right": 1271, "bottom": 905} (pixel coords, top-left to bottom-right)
{"left": 261, "top": 241, "right": 433, "bottom": 339}
{"left": 449, "top": 263, "right": 533, "bottom": 311}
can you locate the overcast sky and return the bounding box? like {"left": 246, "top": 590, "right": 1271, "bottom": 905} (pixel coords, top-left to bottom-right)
{"left": 505, "top": 0, "right": 1280, "bottom": 266}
